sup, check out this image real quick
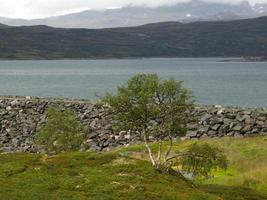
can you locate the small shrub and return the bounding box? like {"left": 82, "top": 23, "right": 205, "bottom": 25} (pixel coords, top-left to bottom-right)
{"left": 178, "top": 143, "right": 228, "bottom": 178}
{"left": 36, "top": 108, "right": 84, "bottom": 154}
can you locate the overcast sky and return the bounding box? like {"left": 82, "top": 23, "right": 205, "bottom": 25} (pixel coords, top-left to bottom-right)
{"left": 0, "top": 0, "right": 266, "bottom": 19}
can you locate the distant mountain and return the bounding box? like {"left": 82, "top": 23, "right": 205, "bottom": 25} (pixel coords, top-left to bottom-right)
{"left": 0, "top": 0, "right": 266, "bottom": 29}
{"left": 0, "top": 16, "right": 266, "bottom": 59}
{"left": 0, "top": 23, "right": 8, "bottom": 28}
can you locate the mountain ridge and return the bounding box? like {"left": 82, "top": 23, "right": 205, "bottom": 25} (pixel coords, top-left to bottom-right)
{"left": 0, "top": 16, "right": 266, "bottom": 59}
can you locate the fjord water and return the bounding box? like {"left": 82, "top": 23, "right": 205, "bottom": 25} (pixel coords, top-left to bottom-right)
{"left": 0, "top": 58, "right": 266, "bottom": 107}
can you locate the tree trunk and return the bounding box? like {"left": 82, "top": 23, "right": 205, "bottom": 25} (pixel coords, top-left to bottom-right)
{"left": 164, "top": 136, "right": 173, "bottom": 163}
{"left": 156, "top": 140, "right": 163, "bottom": 168}
{"left": 144, "top": 134, "right": 156, "bottom": 166}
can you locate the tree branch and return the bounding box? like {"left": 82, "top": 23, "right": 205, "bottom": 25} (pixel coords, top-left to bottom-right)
{"left": 166, "top": 152, "right": 209, "bottom": 162}
{"left": 164, "top": 135, "right": 173, "bottom": 163}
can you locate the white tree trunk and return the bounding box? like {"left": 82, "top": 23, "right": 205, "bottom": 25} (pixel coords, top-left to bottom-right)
{"left": 144, "top": 135, "right": 156, "bottom": 166}
{"left": 157, "top": 140, "right": 163, "bottom": 168}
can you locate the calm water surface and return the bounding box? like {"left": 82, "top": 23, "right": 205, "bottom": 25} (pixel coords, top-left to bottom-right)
{"left": 0, "top": 58, "right": 266, "bottom": 107}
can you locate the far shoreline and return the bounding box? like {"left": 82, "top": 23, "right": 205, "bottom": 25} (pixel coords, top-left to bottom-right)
{"left": 1, "top": 95, "right": 266, "bottom": 110}
{"left": 0, "top": 56, "right": 266, "bottom": 62}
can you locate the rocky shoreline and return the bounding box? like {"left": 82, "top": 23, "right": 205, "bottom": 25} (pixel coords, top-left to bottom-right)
{"left": 0, "top": 96, "right": 266, "bottom": 153}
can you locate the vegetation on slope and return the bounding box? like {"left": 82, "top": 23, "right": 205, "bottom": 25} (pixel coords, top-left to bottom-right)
{"left": 198, "top": 136, "right": 267, "bottom": 196}
{"left": 1, "top": 136, "right": 267, "bottom": 200}
{"left": 0, "top": 152, "right": 221, "bottom": 200}
{"left": 122, "top": 136, "right": 267, "bottom": 198}
{"left": 0, "top": 17, "right": 267, "bottom": 59}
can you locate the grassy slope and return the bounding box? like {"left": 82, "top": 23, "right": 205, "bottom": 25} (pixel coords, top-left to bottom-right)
{"left": 119, "top": 136, "right": 267, "bottom": 199}
{"left": 0, "top": 153, "right": 221, "bottom": 200}
{"left": 172, "top": 136, "right": 267, "bottom": 196}
{"left": 1, "top": 136, "right": 267, "bottom": 200}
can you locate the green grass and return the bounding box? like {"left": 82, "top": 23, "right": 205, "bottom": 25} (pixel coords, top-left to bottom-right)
{"left": 201, "top": 136, "right": 267, "bottom": 196}
{"left": 119, "top": 136, "right": 267, "bottom": 199}
{"left": 1, "top": 136, "right": 267, "bottom": 200}
{"left": 0, "top": 152, "right": 221, "bottom": 200}
{"left": 172, "top": 136, "right": 267, "bottom": 196}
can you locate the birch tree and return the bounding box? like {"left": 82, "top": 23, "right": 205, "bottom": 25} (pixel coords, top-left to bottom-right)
{"left": 103, "top": 74, "right": 228, "bottom": 176}
{"left": 103, "top": 74, "right": 193, "bottom": 168}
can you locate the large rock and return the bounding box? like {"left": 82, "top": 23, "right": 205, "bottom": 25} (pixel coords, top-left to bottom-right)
{"left": 200, "top": 113, "right": 212, "bottom": 123}
{"left": 233, "top": 124, "right": 243, "bottom": 131}
{"left": 186, "top": 131, "right": 198, "bottom": 138}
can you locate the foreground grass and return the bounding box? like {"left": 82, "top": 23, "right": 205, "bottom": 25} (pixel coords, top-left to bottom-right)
{"left": 0, "top": 152, "right": 223, "bottom": 200}
{"left": 1, "top": 136, "right": 267, "bottom": 200}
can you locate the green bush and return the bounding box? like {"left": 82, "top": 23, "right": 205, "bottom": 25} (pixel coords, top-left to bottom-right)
{"left": 179, "top": 143, "right": 228, "bottom": 178}
{"left": 36, "top": 108, "right": 84, "bottom": 154}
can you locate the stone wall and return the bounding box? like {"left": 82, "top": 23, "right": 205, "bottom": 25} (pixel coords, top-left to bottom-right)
{"left": 0, "top": 97, "right": 266, "bottom": 153}
{"left": 186, "top": 105, "right": 267, "bottom": 139}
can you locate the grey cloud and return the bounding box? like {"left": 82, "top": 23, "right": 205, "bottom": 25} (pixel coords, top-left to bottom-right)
{"left": 0, "top": 0, "right": 266, "bottom": 19}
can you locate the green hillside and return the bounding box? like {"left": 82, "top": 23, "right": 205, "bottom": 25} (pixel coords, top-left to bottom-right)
{"left": 1, "top": 136, "right": 267, "bottom": 200}
{"left": 0, "top": 17, "right": 267, "bottom": 59}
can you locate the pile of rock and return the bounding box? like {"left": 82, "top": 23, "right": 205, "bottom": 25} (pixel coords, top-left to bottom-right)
{"left": 79, "top": 104, "right": 142, "bottom": 152}
{"left": 0, "top": 97, "right": 142, "bottom": 153}
{"left": 0, "top": 97, "right": 266, "bottom": 153}
{"left": 185, "top": 105, "right": 267, "bottom": 139}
